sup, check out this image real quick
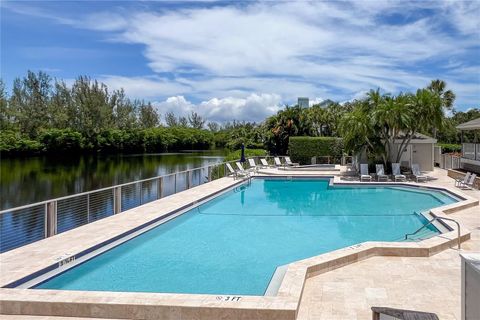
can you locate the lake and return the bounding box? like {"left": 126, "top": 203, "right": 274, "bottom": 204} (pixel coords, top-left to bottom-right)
{"left": 0, "top": 150, "right": 226, "bottom": 210}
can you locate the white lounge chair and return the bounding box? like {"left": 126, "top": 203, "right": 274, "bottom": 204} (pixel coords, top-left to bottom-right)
{"left": 391, "top": 163, "right": 406, "bottom": 182}
{"left": 375, "top": 164, "right": 388, "bottom": 181}
{"left": 236, "top": 161, "right": 250, "bottom": 174}
{"left": 460, "top": 173, "right": 477, "bottom": 189}
{"left": 274, "top": 157, "right": 283, "bottom": 167}
{"left": 247, "top": 158, "right": 259, "bottom": 172}
{"left": 360, "top": 164, "right": 372, "bottom": 182}
{"left": 411, "top": 164, "right": 427, "bottom": 182}
{"left": 259, "top": 158, "right": 271, "bottom": 168}
{"left": 455, "top": 172, "right": 471, "bottom": 187}
{"left": 284, "top": 156, "right": 299, "bottom": 167}
{"left": 226, "top": 163, "right": 249, "bottom": 180}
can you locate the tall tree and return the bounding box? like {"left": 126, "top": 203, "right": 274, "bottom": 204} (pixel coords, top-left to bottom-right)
{"left": 49, "top": 80, "right": 72, "bottom": 129}
{"left": 111, "top": 89, "right": 137, "bottom": 130}
{"left": 188, "top": 111, "right": 205, "bottom": 129}
{"left": 178, "top": 116, "right": 188, "bottom": 127}
{"left": 138, "top": 102, "right": 159, "bottom": 128}
{"left": 427, "top": 79, "right": 455, "bottom": 138}
{"left": 71, "top": 76, "right": 113, "bottom": 139}
{"left": 9, "top": 71, "right": 51, "bottom": 137}
{"left": 0, "top": 79, "right": 13, "bottom": 130}
{"left": 164, "top": 112, "right": 178, "bottom": 127}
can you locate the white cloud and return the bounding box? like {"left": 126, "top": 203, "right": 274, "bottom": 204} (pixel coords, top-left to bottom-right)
{"left": 4, "top": 1, "right": 479, "bottom": 112}
{"left": 154, "top": 93, "right": 282, "bottom": 123}
{"left": 99, "top": 75, "right": 190, "bottom": 99}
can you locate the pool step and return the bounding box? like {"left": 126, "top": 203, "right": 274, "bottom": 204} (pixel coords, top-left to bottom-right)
{"left": 408, "top": 228, "right": 436, "bottom": 241}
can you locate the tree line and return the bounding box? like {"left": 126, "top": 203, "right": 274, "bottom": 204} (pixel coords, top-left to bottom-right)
{"left": 0, "top": 71, "right": 478, "bottom": 157}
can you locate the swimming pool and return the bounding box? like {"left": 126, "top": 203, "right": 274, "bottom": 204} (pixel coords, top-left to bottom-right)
{"left": 34, "top": 178, "right": 456, "bottom": 295}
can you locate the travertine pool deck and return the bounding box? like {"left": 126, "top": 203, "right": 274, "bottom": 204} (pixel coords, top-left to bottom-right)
{"left": 0, "top": 168, "right": 479, "bottom": 320}
{"left": 297, "top": 168, "right": 480, "bottom": 320}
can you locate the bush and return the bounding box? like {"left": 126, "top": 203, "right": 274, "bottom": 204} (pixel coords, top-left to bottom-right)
{"left": 288, "top": 136, "right": 344, "bottom": 164}
{"left": 0, "top": 130, "right": 43, "bottom": 155}
{"left": 39, "top": 129, "right": 84, "bottom": 153}
{"left": 225, "top": 148, "right": 267, "bottom": 161}
{"left": 1, "top": 127, "right": 216, "bottom": 157}
{"left": 437, "top": 143, "right": 461, "bottom": 154}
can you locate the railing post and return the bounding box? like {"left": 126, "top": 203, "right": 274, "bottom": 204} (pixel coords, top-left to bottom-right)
{"left": 157, "top": 177, "right": 163, "bottom": 199}
{"left": 224, "top": 164, "right": 227, "bottom": 177}
{"left": 174, "top": 173, "right": 177, "bottom": 193}
{"left": 114, "top": 186, "right": 122, "bottom": 214}
{"left": 87, "top": 193, "right": 90, "bottom": 223}
{"left": 187, "top": 170, "right": 192, "bottom": 189}
{"left": 208, "top": 166, "right": 212, "bottom": 182}
{"left": 45, "top": 200, "right": 57, "bottom": 237}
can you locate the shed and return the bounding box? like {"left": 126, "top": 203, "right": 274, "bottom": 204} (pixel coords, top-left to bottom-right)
{"left": 393, "top": 133, "right": 437, "bottom": 171}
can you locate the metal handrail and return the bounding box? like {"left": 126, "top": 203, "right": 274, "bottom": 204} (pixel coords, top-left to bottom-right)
{"left": 405, "top": 216, "right": 462, "bottom": 249}
{"left": 0, "top": 159, "right": 240, "bottom": 214}
{"left": 1, "top": 155, "right": 296, "bottom": 253}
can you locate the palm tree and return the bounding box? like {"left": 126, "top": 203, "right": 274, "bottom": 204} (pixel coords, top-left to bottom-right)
{"left": 427, "top": 79, "right": 456, "bottom": 138}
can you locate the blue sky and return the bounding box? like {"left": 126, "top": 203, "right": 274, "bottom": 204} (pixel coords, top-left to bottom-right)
{"left": 1, "top": 0, "right": 479, "bottom": 122}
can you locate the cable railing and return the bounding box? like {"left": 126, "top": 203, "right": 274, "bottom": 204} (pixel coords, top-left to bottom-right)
{"left": 0, "top": 159, "right": 250, "bottom": 253}
{"left": 0, "top": 154, "right": 350, "bottom": 253}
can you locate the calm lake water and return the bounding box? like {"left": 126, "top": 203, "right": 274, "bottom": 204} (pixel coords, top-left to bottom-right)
{"left": 0, "top": 150, "right": 226, "bottom": 210}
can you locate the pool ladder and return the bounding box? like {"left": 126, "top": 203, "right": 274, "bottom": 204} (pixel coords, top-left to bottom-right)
{"left": 405, "top": 216, "right": 462, "bottom": 249}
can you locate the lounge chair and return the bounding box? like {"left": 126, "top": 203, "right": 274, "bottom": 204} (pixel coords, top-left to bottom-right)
{"left": 460, "top": 173, "right": 477, "bottom": 189}
{"left": 274, "top": 157, "right": 283, "bottom": 167}
{"left": 226, "top": 163, "right": 249, "bottom": 180}
{"left": 455, "top": 172, "right": 471, "bottom": 187}
{"left": 360, "top": 164, "right": 372, "bottom": 182}
{"left": 411, "top": 164, "right": 427, "bottom": 182}
{"left": 391, "top": 163, "right": 406, "bottom": 182}
{"left": 247, "top": 158, "right": 259, "bottom": 172}
{"left": 259, "top": 158, "right": 271, "bottom": 168}
{"left": 375, "top": 164, "right": 388, "bottom": 182}
{"left": 284, "top": 156, "right": 299, "bottom": 167}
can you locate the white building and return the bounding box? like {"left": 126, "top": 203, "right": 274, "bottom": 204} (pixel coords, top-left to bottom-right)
{"left": 393, "top": 133, "right": 437, "bottom": 171}
{"left": 298, "top": 97, "right": 309, "bottom": 108}
{"left": 356, "top": 133, "right": 437, "bottom": 171}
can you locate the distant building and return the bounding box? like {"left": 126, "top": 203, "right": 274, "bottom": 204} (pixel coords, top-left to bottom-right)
{"left": 298, "top": 97, "right": 309, "bottom": 108}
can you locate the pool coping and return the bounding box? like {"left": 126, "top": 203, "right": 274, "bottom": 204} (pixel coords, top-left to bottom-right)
{"left": 0, "top": 175, "right": 478, "bottom": 320}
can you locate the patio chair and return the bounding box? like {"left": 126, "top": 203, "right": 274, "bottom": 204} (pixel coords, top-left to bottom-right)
{"left": 259, "top": 158, "right": 271, "bottom": 168}
{"left": 226, "top": 163, "right": 249, "bottom": 180}
{"left": 284, "top": 156, "right": 299, "bottom": 167}
{"left": 360, "top": 164, "right": 372, "bottom": 182}
{"left": 391, "top": 163, "right": 406, "bottom": 182}
{"left": 375, "top": 164, "right": 388, "bottom": 182}
{"left": 460, "top": 173, "right": 477, "bottom": 190}
{"left": 274, "top": 157, "right": 283, "bottom": 167}
{"left": 235, "top": 162, "right": 251, "bottom": 177}
{"left": 247, "top": 158, "right": 259, "bottom": 172}
{"left": 411, "top": 164, "right": 427, "bottom": 182}
{"left": 455, "top": 172, "right": 471, "bottom": 187}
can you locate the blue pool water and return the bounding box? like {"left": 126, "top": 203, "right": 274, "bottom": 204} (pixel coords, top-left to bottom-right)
{"left": 36, "top": 179, "right": 456, "bottom": 295}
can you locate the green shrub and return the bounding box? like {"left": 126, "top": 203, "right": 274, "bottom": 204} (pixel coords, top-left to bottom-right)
{"left": 0, "top": 130, "right": 43, "bottom": 155}
{"left": 437, "top": 143, "right": 461, "bottom": 153}
{"left": 288, "top": 136, "right": 344, "bottom": 164}
{"left": 225, "top": 148, "right": 267, "bottom": 161}
{"left": 39, "top": 129, "right": 84, "bottom": 152}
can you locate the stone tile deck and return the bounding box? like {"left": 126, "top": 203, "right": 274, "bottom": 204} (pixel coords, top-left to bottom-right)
{"left": 0, "top": 167, "right": 478, "bottom": 319}
{"left": 296, "top": 168, "right": 480, "bottom": 320}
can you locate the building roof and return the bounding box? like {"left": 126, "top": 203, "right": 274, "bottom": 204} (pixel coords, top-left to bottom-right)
{"left": 456, "top": 117, "right": 480, "bottom": 130}
{"left": 394, "top": 132, "right": 437, "bottom": 144}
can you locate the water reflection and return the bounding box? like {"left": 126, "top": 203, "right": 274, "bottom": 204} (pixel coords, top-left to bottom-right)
{"left": 1, "top": 150, "right": 226, "bottom": 210}
{"left": 1, "top": 150, "right": 226, "bottom": 252}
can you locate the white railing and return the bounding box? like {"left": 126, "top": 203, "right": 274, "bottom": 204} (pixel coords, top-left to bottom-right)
{"left": 0, "top": 156, "right": 296, "bottom": 253}
{"left": 440, "top": 154, "right": 462, "bottom": 170}
{"left": 0, "top": 160, "right": 234, "bottom": 253}
{"left": 462, "top": 143, "right": 480, "bottom": 161}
